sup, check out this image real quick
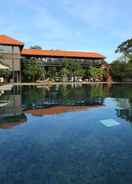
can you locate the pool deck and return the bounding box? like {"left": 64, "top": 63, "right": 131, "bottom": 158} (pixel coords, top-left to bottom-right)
{"left": 13, "top": 81, "right": 132, "bottom": 86}
{"left": 1, "top": 81, "right": 132, "bottom": 88}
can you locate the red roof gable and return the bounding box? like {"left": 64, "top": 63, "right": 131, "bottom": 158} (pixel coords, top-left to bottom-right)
{"left": 0, "top": 35, "right": 24, "bottom": 46}
{"left": 21, "top": 48, "right": 105, "bottom": 59}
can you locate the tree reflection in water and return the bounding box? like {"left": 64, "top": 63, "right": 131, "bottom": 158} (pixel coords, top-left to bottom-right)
{"left": 0, "top": 114, "right": 27, "bottom": 129}
{"left": 3, "top": 84, "right": 132, "bottom": 128}
{"left": 0, "top": 84, "right": 108, "bottom": 128}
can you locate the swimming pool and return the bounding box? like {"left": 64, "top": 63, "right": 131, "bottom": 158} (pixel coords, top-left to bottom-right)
{"left": 0, "top": 84, "right": 132, "bottom": 184}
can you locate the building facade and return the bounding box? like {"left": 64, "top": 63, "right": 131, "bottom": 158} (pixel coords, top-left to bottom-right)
{"left": 0, "top": 35, "right": 106, "bottom": 82}
{"left": 0, "top": 35, "right": 24, "bottom": 82}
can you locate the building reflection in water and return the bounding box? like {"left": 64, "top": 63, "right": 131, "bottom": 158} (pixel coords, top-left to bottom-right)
{"left": 0, "top": 84, "right": 108, "bottom": 129}
{"left": 0, "top": 114, "right": 27, "bottom": 129}
{"left": 0, "top": 87, "right": 27, "bottom": 129}
{"left": 25, "top": 105, "right": 103, "bottom": 116}
{"left": 22, "top": 84, "right": 105, "bottom": 116}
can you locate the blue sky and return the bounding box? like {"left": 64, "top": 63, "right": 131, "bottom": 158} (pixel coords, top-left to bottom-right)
{"left": 0, "top": 0, "right": 131, "bottom": 62}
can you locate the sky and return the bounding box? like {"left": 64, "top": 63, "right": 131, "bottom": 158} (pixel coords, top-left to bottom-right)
{"left": 0, "top": 0, "right": 132, "bottom": 62}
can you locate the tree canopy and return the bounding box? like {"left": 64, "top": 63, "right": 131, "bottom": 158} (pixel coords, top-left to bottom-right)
{"left": 89, "top": 67, "right": 107, "bottom": 81}
{"left": 111, "top": 38, "right": 132, "bottom": 81}
{"left": 30, "top": 45, "right": 43, "bottom": 50}
{"left": 115, "top": 38, "right": 132, "bottom": 56}
{"left": 21, "top": 58, "right": 107, "bottom": 82}
{"left": 22, "top": 59, "right": 46, "bottom": 82}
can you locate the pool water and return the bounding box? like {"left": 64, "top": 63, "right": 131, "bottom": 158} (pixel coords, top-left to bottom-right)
{"left": 0, "top": 84, "right": 132, "bottom": 184}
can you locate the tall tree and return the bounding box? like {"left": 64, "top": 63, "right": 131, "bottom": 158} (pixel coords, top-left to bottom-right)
{"left": 22, "top": 59, "right": 46, "bottom": 82}
{"left": 30, "top": 45, "right": 42, "bottom": 50}
{"left": 89, "top": 67, "right": 107, "bottom": 81}
{"left": 63, "top": 60, "right": 84, "bottom": 78}
{"left": 115, "top": 38, "right": 132, "bottom": 56}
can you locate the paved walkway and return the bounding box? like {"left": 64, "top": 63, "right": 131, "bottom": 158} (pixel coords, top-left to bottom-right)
{"left": 14, "top": 81, "right": 113, "bottom": 86}
{"left": 1, "top": 81, "right": 132, "bottom": 88}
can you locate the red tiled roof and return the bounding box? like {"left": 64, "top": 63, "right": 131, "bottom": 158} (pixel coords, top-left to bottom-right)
{"left": 0, "top": 35, "right": 24, "bottom": 46}
{"left": 25, "top": 105, "right": 102, "bottom": 116}
{"left": 21, "top": 48, "right": 105, "bottom": 59}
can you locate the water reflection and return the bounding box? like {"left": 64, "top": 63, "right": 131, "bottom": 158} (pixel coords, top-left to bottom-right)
{"left": 1, "top": 84, "right": 132, "bottom": 128}
{"left": 0, "top": 114, "right": 27, "bottom": 129}
{"left": 25, "top": 105, "right": 103, "bottom": 116}
{"left": 0, "top": 87, "right": 27, "bottom": 129}
{"left": 1, "top": 84, "right": 132, "bottom": 184}
{"left": 0, "top": 84, "right": 107, "bottom": 128}
{"left": 116, "top": 98, "right": 132, "bottom": 122}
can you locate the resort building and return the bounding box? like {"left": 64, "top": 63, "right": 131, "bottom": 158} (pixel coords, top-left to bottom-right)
{"left": 0, "top": 35, "right": 106, "bottom": 82}
{"left": 0, "top": 35, "right": 24, "bottom": 82}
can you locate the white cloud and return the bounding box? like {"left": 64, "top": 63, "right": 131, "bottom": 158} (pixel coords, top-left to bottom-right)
{"left": 0, "top": 0, "right": 132, "bottom": 61}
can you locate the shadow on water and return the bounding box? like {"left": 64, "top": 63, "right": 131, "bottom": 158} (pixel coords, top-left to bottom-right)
{"left": 1, "top": 83, "right": 132, "bottom": 128}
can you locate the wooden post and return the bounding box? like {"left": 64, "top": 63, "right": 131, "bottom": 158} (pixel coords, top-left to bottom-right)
{"left": 17, "top": 71, "right": 19, "bottom": 83}
{"left": 19, "top": 55, "right": 22, "bottom": 83}
{"left": 12, "top": 46, "right": 15, "bottom": 82}
{"left": 19, "top": 70, "right": 22, "bottom": 83}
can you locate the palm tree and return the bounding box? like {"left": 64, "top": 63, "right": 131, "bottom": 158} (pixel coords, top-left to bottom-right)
{"left": 61, "top": 67, "right": 70, "bottom": 81}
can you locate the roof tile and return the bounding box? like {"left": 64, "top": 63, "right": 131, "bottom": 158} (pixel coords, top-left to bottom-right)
{"left": 22, "top": 48, "right": 105, "bottom": 59}
{"left": 0, "top": 35, "right": 24, "bottom": 46}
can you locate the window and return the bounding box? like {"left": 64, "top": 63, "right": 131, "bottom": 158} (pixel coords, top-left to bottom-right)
{"left": 0, "top": 45, "right": 20, "bottom": 54}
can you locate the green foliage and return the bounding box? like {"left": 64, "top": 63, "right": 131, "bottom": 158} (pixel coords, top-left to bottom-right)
{"left": 112, "top": 38, "right": 132, "bottom": 81}
{"left": 61, "top": 67, "right": 70, "bottom": 81}
{"left": 30, "top": 45, "right": 42, "bottom": 50}
{"left": 89, "top": 67, "right": 106, "bottom": 80}
{"left": 22, "top": 59, "right": 46, "bottom": 82}
{"left": 21, "top": 58, "right": 106, "bottom": 82}
{"left": 116, "top": 38, "right": 132, "bottom": 56}
{"left": 111, "top": 60, "right": 132, "bottom": 81}
{"left": 90, "top": 84, "right": 108, "bottom": 97}
{"left": 0, "top": 69, "right": 11, "bottom": 78}
{"left": 22, "top": 86, "right": 47, "bottom": 107}
{"left": 85, "top": 69, "right": 90, "bottom": 76}
{"left": 46, "top": 66, "right": 60, "bottom": 81}
{"left": 63, "top": 60, "right": 85, "bottom": 78}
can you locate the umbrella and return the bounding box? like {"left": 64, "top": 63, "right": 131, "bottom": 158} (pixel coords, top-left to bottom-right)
{"left": 0, "top": 63, "right": 9, "bottom": 70}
